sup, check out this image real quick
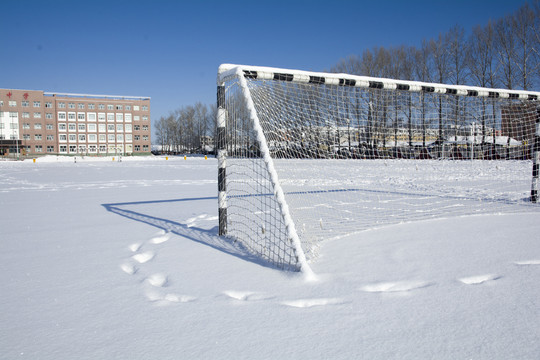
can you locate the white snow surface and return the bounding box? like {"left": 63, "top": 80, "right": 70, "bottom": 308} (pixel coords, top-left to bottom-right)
{"left": 1, "top": 155, "right": 539, "bottom": 359}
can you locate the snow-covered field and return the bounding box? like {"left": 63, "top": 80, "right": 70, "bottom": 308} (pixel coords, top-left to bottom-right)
{"left": 1, "top": 156, "right": 539, "bottom": 359}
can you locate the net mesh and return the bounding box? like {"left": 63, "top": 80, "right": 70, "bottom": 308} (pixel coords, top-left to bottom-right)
{"left": 219, "top": 66, "right": 540, "bottom": 270}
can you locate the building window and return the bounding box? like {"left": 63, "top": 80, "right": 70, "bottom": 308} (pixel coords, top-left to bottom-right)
{"left": 23, "top": 134, "right": 30, "bottom": 140}
{"left": 142, "top": 116, "right": 148, "bottom": 121}
{"left": 9, "top": 100, "right": 17, "bottom": 106}
{"left": 142, "top": 105, "right": 148, "bottom": 111}
{"left": 69, "top": 134, "right": 76, "bottom": 142}
{"left": 125, "top": 113, "right": 132, "bottom": 122}
{"left": 69, "top": 145, "right": 77, "bottom": 153}
{"left": 98, "top": 104, "right": 105, "bottom": 110}
{"left": 23, "top": 123, "right": 31, "bottom": 129}
{"left": 78, "top": 124, "right": 86, "bottom": 131}
{"left": 46, "top": 113, "right": 53, "bottom": 119}
{"left": 59, "top": 145, "right": 67, "bottom": 153}
{"left": 58, "top": 112, "right": 66, "bottom": 120}
{"left": 58, "top": 123, "right": 66, "bottom": 131}
{"left": 116, "top": 124, "right": 123, "bottom": 132}
{"left": 34, "top": 123, "right": 42, "bottom": 129}
{"left": 46, "top": 135, "right": 54, "bottom": 141}
{"left": 22, "top": 112, "right": 30, "bottom": 118}
{"left": 88, "top": 123, "right": 96, "bottom": 132}
{"left": 143, "top": 145, "right": 149, "bottom": 151}
{"left": 88, "top": 134, "right": 97, "bottom": 142}
{"left": 58, "top": 102, "right": 65, "bottom": 108}
{"left": 134, "top": 125, "right": 140, "bottom": 131}
{"left": 68, "top": 112, "right": 76, "bottom": 121}
{"left": 10, "top": 123, "right": 18, "bottom": 129}
{"left": 107, "top": 113, "right": 114, "bottom": 122}
{"left": 98, "top": 124, "right": 106, "bottom": 132}
{"left": 35, "top": 134, "right": 42, "bottom": 140}
{"left": 116, "top": 113, "right": 123, "bottom": 122}
{"left": 116, "top": 105, "right": 123, "bottom": 110}
{"left": 142, "top": 135, "right": 149, "bottom": 141}
{"left": 59, "top": 134, "right": 67, "bottom": 142}
{"left": 22, "top": 101, "right": 29, "bottom": 107}
{"left": 77, "top": 113, "right": 85, "bottom": 121}
{"left": 125, "top": 134, "right": 132, "bottom": 142}
{"left": 87, "top": 113, "right": 96, "bottom": 121}
{"left": 45, "top": 102, "right": 52, "bottom": 108}
{"left": 35, "top": 145, "right": 42, "bottom": 152}
{"left": 47, "top": 145, "right": 54, "bottom": 153}
{"left": 125, "top": 105, "right": 131, "bottom": 110}
{"left": 107, "top": 104, "right": 113, "bottom": 110}
{"left": 98, "top": 113, "right": 106, "bottom": 122}
{"left": 108, "top": 134, "right": 115, "bottom": 142}
{"left": 88, "top": 104, "right": 95, "bottom": 110}
{"left": 68, "top": 123, "right": 76, "bottom": 132}
{"left": 33, "top": 101, "right": 41, "bottom": 107}
{"left": 78, "top": 103, "right": 85, "bottom": 109}
{"left": 134, "top": 145, "right": 140, "bottom": 151}
{"left": 107, "top": 124, "right": 115, "bottom": 132}
{"left": 125, "top": 124, "right": 132, "bottom": 132}
{"left": 117, "top": 134, "right": 124, "bottom": 142}
{"left": 133, "top": 105, "right": 139, "bottom": 111}
{"left": 99, "top": 134, "right": 106, "bottom": 142}
{"left": 68, "top": 103, "right": 75, "bottom": 109}
{"left": 134, "top": 115, "right": 140, "bottom": 121}
{"left": 99, "top": 145, "right": 106, "bottom": 152}
{"left": 134, "top": 135, "right": 140, "bottom": 141}
{"left": 142, "top": 125, "right": 148, "bottom": 131}
{"left": 46, "top": 124, "right": 53, "bottom": 130}
{"left": 78, "top": 134, "right": 86, "bottom": 142}
{"left": 34, "top": 112, "right": 41, "bottom": 118}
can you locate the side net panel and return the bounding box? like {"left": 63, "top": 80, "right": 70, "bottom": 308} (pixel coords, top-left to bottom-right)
{"left": 220, "top": 66, "right": 540, "bottom": 269}
{"left": 222, "top": 80, "right": 300, "bottom": 270}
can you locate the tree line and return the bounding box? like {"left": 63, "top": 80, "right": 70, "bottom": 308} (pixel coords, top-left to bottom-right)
{"left": 154, "top": 2, "right": 539, "bottom": 154}
{"left": 331, "top": 2, "right": 540, "bottom": 90}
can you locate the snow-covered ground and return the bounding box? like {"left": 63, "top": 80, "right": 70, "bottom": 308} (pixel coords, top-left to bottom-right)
{"left": 1, "top": 156, "right": 539, "bottom": 359}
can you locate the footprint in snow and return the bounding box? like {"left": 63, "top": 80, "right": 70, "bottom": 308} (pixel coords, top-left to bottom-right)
{"left": 458, "top": 274, "right": 501, "bottom": 285}
{"left": 149, "top": 231, "right": 171, "bottom": 244}
{"left": 514, "top": 260, "right": 540, "bottom": 266}
{"left": 222, "top": 290, "right": 273, "bottom": 302}
{"left": 120, "top": 263, "right": 138, "bottom": 275}
{"left": 132, "top": 251, "right": 155, "bottom": 264}
{"left": 146, "top": 273, "right": 168, "bottom": 287}
{"left": 145, "top": 290, "right": 197, "bottom": 305}
{"left": 281, "top": 298, "right": 345, "bottom": 308}
{"left": 129, "top": 243, "right": 142, "bottom": 252}
{"left": 360, "top": 280, "right": 433, "bottom": 293}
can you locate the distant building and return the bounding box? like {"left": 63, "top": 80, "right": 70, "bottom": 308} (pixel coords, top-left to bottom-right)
{"left": 0, "top": 89, "right": 151, "bottom": 157}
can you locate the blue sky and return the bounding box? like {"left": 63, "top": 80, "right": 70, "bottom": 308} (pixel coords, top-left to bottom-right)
{"left": 1, "top": 0, "right": 529, "bottom": 128}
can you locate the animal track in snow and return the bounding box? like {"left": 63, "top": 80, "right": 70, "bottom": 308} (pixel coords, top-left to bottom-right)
{"left": 458, "top": 274, "right": 501, "bottom": 285}
{"left": 132, "top": 251, "right": 155, "bottom": 264}
{"left": 360, "top": 280, "right": 433, "bottom": 293}
{"left": 186, "top": 213, "right": 218, "bottom": 228}
{"left": 281, "top": 298, "right": 344, "bottom": 308}
{"left": 514, "top": 260, "right": 540, "bottom": 266}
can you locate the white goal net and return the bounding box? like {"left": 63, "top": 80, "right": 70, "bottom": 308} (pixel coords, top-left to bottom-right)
{"left": 217, "top": 64, "right": 540, "bottom": 273}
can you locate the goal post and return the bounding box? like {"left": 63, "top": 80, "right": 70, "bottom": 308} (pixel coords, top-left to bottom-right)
{"left": 217, "top": 64, "right": 540, "bottom": 272}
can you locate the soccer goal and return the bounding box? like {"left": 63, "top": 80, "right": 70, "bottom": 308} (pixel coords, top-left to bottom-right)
{"left": 217, "top": 64, "right": 540, "bottom": 273}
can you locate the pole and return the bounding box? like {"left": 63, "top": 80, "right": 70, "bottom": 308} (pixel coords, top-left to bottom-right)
{"left": 217, "top": 84, "right": 227, "bottom": 235}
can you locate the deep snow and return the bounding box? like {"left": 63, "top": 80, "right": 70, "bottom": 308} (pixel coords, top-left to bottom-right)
{"left": 1, "top": 156, "right": 539, "bottom": 359}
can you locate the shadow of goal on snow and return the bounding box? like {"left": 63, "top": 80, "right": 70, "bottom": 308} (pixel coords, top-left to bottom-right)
{"left": 102, "top": 197, "right": 271, "bottom": 269}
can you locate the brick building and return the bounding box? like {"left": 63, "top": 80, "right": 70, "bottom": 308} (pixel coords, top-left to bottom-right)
{"left": 0, "top": 88, "right": 151, "bottom": 157}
